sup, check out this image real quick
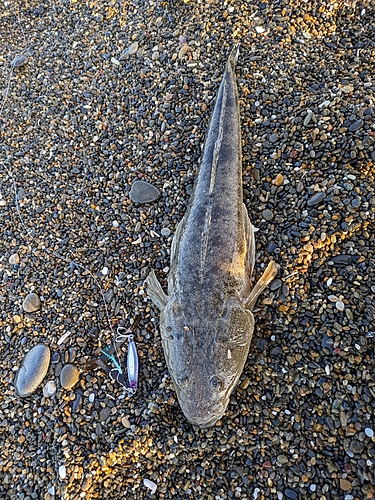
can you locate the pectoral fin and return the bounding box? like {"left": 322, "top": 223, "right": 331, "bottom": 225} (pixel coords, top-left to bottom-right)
{"left": 145, "top": 270, "right": 168, "bottom": 311}
{"left": 245, "top": 261, "right": 279, "bottom": 312}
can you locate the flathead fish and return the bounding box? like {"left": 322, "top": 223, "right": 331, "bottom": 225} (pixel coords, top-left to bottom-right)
{"left": 146, "top": 45, "right": 279, "bottom": 427}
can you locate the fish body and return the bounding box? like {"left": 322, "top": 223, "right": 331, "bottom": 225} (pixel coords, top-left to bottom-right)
{"left": 146, "top": 46, "right": 278, "bottom": 427}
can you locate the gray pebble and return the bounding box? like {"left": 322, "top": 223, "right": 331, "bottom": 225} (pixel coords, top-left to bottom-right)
{"left": 22, "top": 292, "right": 41, "bottom": 313}
{"left": 285, "top": 489, "right": 298, "bottom": 500}
{"left": 119, "top": 41, "right": 139, "bottom": 59}
{"left": 129, "top": 180, "right": 161, "bottom": 204}
{"left": 270, "top": 279, "right": 282, "bottom": 291}
{"left": 14, "top": 344, "right": 50, "bottom": 397}
{"left": 349, "top": 119, "right": 363, "bottom": 132}
{"left": 307, "top": 192, "right": 325, "bottom": 207}
{"left": 12, "top": 54, "right": 28, "bottom": 67}
{"left": 60, "top": 364, "right": 79, "bottom": 390}
{"left": 161, "top": 227, "right": 171, "bottom": 237}
{"left": 262, "top": 209, "right": 274, "bottom": 221}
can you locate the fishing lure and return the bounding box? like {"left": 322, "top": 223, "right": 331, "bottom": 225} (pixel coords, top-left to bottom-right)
{"left": 101, "top": 326, "right": 139, "bottom": 395}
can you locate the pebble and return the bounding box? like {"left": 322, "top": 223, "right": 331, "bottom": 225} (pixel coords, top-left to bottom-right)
{"left": 348, "top": 119, "right": 363, "bottom": 132}
{"left": 12, "top": 54, "right": 28, "bottom": 67}
{"left": 274, "top": 173, "right": 284, "bottom": 186}
{"left": 60, "top": 364, "right": 79, "bottom": 390}
{"left": 43, "top": 380, "right": 57, "bottom": 397}
{"left": 285, "top": 489, "right": 297, "bottom": 499}
{"left": 365, "top": 428, "right": 374, "bottom": 438}
{"left": 119, "top": 41, "right": 139, "bottom": 58}
{"left": 307, "top": 192, "right": 325, "bottom": 207}
{"left": 129, "top": 180, "right": 161, "bottom": 204}
{"left": 22, "top": 292, "right": 41, "bottom": 312}
{"left": 143, "top": 478, "right": 157, "bottom": 493}
{"left": 59, "top": 465, "right": 67, "bottom": 480}
{"left": 9, "top": 253, "right": 20, "bottom": 264}
{"left": 14, "top": 344, "right": 50, "bottom": 397}
{"left": 161, "top": 227, "right": 171, "bottom": 237}
{"left": 262, "top": 209, "right": 274, "bottom": 221}
{"left": 336, "top": 300, "right": 345, "bottom": 311}
{"left": 340, "top": 479, "right": 352, "bottom": 491}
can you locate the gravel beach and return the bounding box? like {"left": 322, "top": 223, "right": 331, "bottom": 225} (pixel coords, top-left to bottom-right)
{"left": 1, "top": 0, "right": 374, "bottom": 499}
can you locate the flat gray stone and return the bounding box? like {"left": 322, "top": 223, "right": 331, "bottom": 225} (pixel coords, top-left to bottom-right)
{"left": 130, "top": 180, "right": 160, "bottom": 204}
{"left": 60, "top": 364, "right": 79, "bottom": 390}
{"left": 22, "top": 292, "right": 41, "bottom": 313}
{"left": 349, "top": 119, "right": 363, "bottom": 132}
{"left": 307, "top": 192, "right": 325, "bottom": 207}
{"left": 15, "top": 344, "right": 50, "bottom": 397}
{"left": 12, "top": 54, "right": 28, "bottom": 68}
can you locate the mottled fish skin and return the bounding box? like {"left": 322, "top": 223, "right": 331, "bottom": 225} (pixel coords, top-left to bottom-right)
{"left": 146, "top": 45, "right": 279, "bottom": 428}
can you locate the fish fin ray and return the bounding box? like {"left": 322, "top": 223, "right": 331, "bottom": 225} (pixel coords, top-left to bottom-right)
{"left": 145, "top": 270, "right": 168, "bottom": 311}
{"left": 245, "top": 261, "right": 279, "bottom": 311}
{"left": 170, "top": 219, "right": 184, "bottom": 267}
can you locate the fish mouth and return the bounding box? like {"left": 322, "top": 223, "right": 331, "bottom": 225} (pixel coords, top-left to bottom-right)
{"left": 181, "top": 402, "right": 227, "bottom": 428}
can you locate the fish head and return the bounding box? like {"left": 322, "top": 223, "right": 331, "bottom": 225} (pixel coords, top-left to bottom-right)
{"left": 161, "top": 296, "right": 254, "bottom": 427}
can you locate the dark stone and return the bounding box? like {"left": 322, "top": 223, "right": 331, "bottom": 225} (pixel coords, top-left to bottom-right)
{"left": 129, "top": 180, "right": 161, "bottom": 204}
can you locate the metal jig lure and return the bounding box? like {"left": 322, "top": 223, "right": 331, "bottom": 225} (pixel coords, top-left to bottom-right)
{"left": 100, "top": 323, "right": 139, "bottom": 395}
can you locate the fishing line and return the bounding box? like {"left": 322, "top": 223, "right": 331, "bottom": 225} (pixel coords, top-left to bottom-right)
{"left": 0, "top": 3, "right": 138, "bottom": 393}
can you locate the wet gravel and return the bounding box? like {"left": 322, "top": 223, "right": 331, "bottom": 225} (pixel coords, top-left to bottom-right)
{"left": 0, "top": 0, "right": 374, "bottom": 499}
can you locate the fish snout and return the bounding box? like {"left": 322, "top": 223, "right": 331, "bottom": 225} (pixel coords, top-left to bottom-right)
{"left": 181, "top": 399, "right": 227, "bottom": 428}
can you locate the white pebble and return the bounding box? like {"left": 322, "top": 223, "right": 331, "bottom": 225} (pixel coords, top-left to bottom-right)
{"left": 336, "top": 300, "right": 345, "bottom": 311}
{"left": 255, "top": 26, "right": 265, "bottom": 33}
{"left": 48, "top": 486, "right": 55, "bottom": 495}
{"left": 326, "top": 277, "right": 333, "bottom": 287}
{"left": 89, "top": 393, "right": 95, "bottom": 403}
{"left": 143, "top": 478, "right": 157, "bottom": 492}
{"left": 43, "top": 380, "right": 57, "bottom": 398}
{"left": 365, "top": 428, "right": 374, "bottom": 438}
{"left": 59, "top": 465, "right": 67, "bottom": 480}
{"left": 310, "top": 484, "right": 317, "bottom": 491}
{"left": 253, "top": 487, "right": 260, "bottom": 499}
{"left": 112, "top": 220, "right": 119, "bottom": 228}
{"left": 9, "top": 253, "right": 20, "bottom": 265}
{"left": 101, "top": 267, "right": 109, "bottom": 276}
{"left": 325, "top": 365, "right": 330, "bottom": 376}
{"left": 57, "top": 331, "right": 71, "bottom": 345}
{"left": 328, "top": 295, "right": 339, "bottom": 302}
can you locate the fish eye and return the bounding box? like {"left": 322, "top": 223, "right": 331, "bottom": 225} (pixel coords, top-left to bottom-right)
{"left": 177, "top": 376, "right": 189, "bottom": 388}
{"left": 210, "top": 376, "right": 224, "bottom": 391}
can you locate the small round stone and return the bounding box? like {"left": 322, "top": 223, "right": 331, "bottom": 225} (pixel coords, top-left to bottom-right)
{"left": 14, "top": 344, "right": 51, "bottom": 397}
{"left": 9, "top": 253, "right": 20, "bottom": 265}
{"left": 275, "top": 173, "right": 284, "bottom": 186}
{"left": 129, "top": 180, "right": 161, "bottom": 204}
{"left": 22, "top": 292, "right": 41, "bottom": 313}
{"left": 60, "top": 364, "right": 80, "bottom": 390}
{"left": 43, "top": 380, "right": 57, "bottom": 397}
{"left": 262, "top": 209, "right": 274, "bottom": 221}
{"left": 365, "top": 428, "right": 374, "bottom": 438}
{"left": 161, "top": 227, "right": 171, "bottom": 237}
{"left": 340, "top": 478, "right": 352, "bottom": 491}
